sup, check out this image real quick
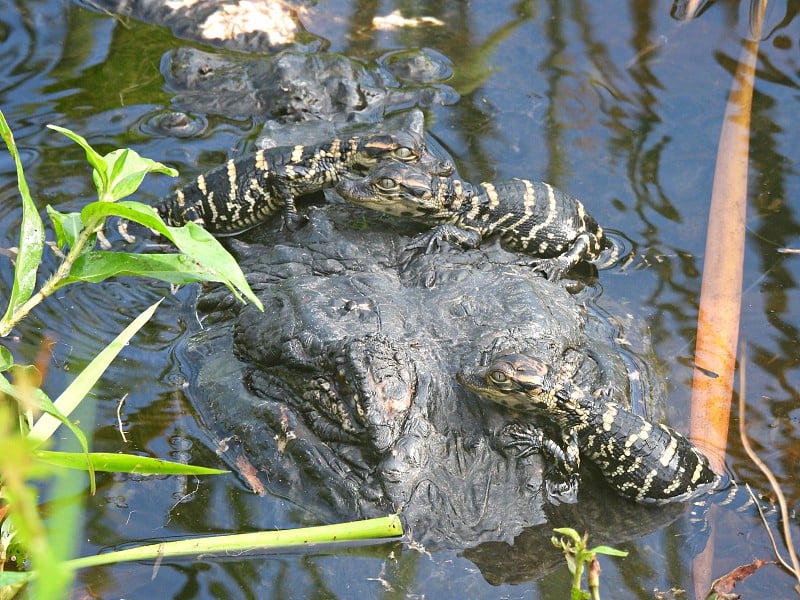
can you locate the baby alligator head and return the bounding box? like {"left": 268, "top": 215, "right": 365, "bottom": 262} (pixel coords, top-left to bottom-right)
{"left": 456, "top": 353, "right": 559, "bottom": 412}
{"left": 351, "top": 110, "right": 453, "bottom": 177}
{"left": 336, "top": 161, "right": 454, "bottom": 219}
{"left": 353, "top": 129, "right": 454, "bottom": 178}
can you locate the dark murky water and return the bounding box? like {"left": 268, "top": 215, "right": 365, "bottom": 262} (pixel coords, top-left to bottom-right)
{"left": 1, "top": 0, "right": 798, "bottom": 597}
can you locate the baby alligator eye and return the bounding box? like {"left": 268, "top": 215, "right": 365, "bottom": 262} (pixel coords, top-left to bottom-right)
{"left": 375, "top": 177, "right": 398, "bottom": 191}
{"left": 488, "top": 370, "right": 508, "bottom": 385}
{"left": 393, "top": 146, "right": 417, "bottom": 161}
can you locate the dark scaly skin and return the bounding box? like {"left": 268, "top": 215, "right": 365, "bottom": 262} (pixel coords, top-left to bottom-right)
{"left": 457, "top": 352, "right": 719, "bottom": 504}
{"left": 335, "top": 161, "right": 610, "bottom": 279}
{"left": 155, "top": 130, "right": 453, "bottom": 235}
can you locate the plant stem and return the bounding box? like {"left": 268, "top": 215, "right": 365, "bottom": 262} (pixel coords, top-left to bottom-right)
{"left": 572, "top": 557, "right": 584, "bottom": 599}
{"left": 61, "top": 515, "right": 403, "bottom": 571}
{"left": 0, "top": 218, "right": 103, "bottom": 337}
{"left": 588, "top": 557, "right": 601, "bottom": 600}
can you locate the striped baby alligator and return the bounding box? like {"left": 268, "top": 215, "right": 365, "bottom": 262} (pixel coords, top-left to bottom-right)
{"left": 335, "top": 161, "right": 610, "bottom": 280}
{"left": 155, "top": 119, "right": 453, "bottom": 235}
{"left": 457, "top": 350, "right": 719, "bottom": 504}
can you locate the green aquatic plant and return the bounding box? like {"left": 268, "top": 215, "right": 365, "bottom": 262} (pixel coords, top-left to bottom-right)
{"left": 551, "top": 527, "right": 628, "bottom": 600}
{"left": 0, "top": 110, "right": 255, "bottom": 598}
{"left": 0, "top": 119, "right": 262, "bottom": 338}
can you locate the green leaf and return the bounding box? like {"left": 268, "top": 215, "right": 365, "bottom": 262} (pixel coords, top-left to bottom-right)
{"left": 0, "top": 372, "right": 17, "bottom": 397}
{"left": 108, "top": 147, "right": 129, "bottom": 184}
{"left": 45, "top": 206, "right": 83, "bottom": 249}
{"left": 32, "top": 386, "right": 95, "bottom": 490}
{"left": 46, "top": 125, "right": 177, "bottom": 202}
{"left": 0, "top": 567, "right": 33, "bottom": 591}
{"left": 28, "top": 299, "right": 162, "bottom": 443}
{"left": 59, "top": 252, "right": 227, "bottom": 287}
{"left": 33, "top": 451, "right": 228, "bottom": 475}
{"left": 80, "top": 201, "right": 263, "bottom": 309}
{"left": 0, "top": 382, "right": 87, "bottom": 447}
{"left": 0, "top": 345, "right": 13, "bottom": 371}
{"left": 564, "top": 552, "right": 578, "bottom": 575}
{"left": 0, "top": 376, "right": 96, "bottom": 486}
{"left": 553, "top": 527, "right": 583, "bottom": 544}
{"left": 0, "top": 407, "right": 63, "bottom": 594}
{"left": 588, "top": 545, "right": 629, "bottom": 557}
{"left": 10, "top": 364, "right": 42, "bottom": 389}
{"left": 46, "top": 124, "right": 108, "bottom": 193}
{"left": 0, "top": 111, "right": 46, "bottom": 328}
{"left": 101, "top": 148, "right": 177, "bottom": 202}
{"left": 166, "top": 222, "right": 262, "bottom": 308}
{"left": 80, "top": 198, "right": 165, "bottom": 231}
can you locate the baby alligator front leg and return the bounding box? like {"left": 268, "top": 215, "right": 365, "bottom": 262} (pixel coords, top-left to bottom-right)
{"left": 273, "top": 179, "right": 306, "bottom": 231}
{"left": 503, "top": 421, "right": 581, "bottom": 502}
{"left": 527, "top": 232, "right": 597, "bottom": 280}
{"left": 405, "top": 224, "right": 483, "bottom": 254}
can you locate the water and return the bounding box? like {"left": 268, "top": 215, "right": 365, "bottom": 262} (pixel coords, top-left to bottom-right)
{"left": 0, "top": 0, "right": 798, "bottom": 597}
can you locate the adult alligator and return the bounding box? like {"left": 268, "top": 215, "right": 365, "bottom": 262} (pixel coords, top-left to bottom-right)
{"left": 100, "top": 1, "right": 693, "bottom": 565}
{"left": 182, "top": 198, "right": 684, "bottom": 562}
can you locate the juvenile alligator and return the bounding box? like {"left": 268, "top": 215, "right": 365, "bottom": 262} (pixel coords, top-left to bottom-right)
{"left": 458, "top": 350, "right": 719, "bottom": 504}
{"left": 155, "top": 116, "right": 453, "bottom": 234}
{"left": 335, "top": 161, "right": 610, "bottom": 279}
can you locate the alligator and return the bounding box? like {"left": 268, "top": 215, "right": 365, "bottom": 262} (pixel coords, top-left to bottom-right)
{"left": 101, "top": 4, "right": 692, "bottom": 562}
{"left": 335, "top": 161, "right": 611, "bottom": 280}
{"left": 154, "top": 111, "right": 454, "bottom": 233}
{"left": 160, "top": 46, "right": 458, "bottom": 122}
{"left": 182, "top": 199, "right": 682, "bottom": 558}
{"left": 458, "top": 350, "right": 719, "bottom": 504}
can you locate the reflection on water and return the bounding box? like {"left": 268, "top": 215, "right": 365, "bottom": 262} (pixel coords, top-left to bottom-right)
{"left": 0, "top": 0, "right": 798, "bottom": 597}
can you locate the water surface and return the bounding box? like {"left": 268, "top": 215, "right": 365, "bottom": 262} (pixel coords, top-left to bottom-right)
{"left": 0, "top": 0, "right": 798, "bottom": 597}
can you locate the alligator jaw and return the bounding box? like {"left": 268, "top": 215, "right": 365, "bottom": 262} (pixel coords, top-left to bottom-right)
{"left": 456, "top": 367, "right": 510, "bottom": 406}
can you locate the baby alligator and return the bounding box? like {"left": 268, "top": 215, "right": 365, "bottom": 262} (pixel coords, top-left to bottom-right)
{"left": 335, "top": 161, "right": 610, "bottom": 279}
{"left": 155, "top": 129, "right": 453, "bottom": 235}
{"left": 457, "top": 352, "right": 719, "bottom": 504}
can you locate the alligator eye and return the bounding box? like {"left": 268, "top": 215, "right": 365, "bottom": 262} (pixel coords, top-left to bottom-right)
{"left": 375, "top": 177, "right": 398, "bottom": 191}
{"left": 488, "top": 370, "right": 508, "bottom": 385}
{"left": 393, "top": 147, "right": 417, "bottom": 161}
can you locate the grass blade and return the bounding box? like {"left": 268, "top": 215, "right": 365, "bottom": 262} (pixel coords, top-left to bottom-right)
{"left": 28, "top": 299, "right": 162, "bottom": 443}
{"left": 33, "top": 451, "right": 228, "bottom": 475}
